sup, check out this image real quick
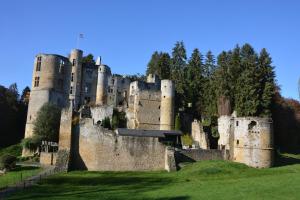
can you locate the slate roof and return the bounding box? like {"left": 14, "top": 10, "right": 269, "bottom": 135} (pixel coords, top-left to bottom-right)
{"left": 116, "top": 128, "right": 182, "bottom": 138}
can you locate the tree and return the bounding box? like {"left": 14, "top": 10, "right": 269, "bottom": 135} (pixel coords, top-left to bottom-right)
{"left": 171, "top": 41, "right": 187, "bottom": 109}
{"left": 257, "top": 48, "right": 276, "bottom": 116}
{"left": 0, "top": 84, "right": 28, "bottom": 148}
{"left": 33, "top": 103, "right": 61, "bottom": 142}
{"left": 185, "top": 48, "right": 204, "bottom": 117}
{"left": 20, "top": 86, "right": 30, "bottom": 105}
{"left": 157, "top": 53, "right": 171, "bottom": 79}
{"left": 82, "top": 54, "right": 95, "bottom": 66}
{"left": 146, "top": 51, "right": 161, "bottom": 76}
{"left": 203, "top": 51, "right": 216, "bottom": 78}
{"left": 235, "top": 43, "right": 260, "bottom": 116}
{"left": 175, "top": 113, "right": 181, "bottom": 131}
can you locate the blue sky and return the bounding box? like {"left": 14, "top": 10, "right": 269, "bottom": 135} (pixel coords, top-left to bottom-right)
{"left": 0, "top": 0, "right": 299, "bottom": 99}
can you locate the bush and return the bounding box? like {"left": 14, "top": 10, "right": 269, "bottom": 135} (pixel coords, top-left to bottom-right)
{"left": 21, "top": 136, "right": 42, "bottom": 151}
{"left": 102, "top": 117, "right": 111, "bottom": 129}
{"left": 0, "top": 154, "right": 17, "bottom": 170}
{"left": 0, "top": 144, "right": 22, "bottom": 158}
{"left": 175, "top": 113, "right": 181, "bottom": 131}
{"left": 112, "top": 109, "right": 127, "bottom": 130}
{"left": 182, "top": 134, "right": 193, "bottom": 146}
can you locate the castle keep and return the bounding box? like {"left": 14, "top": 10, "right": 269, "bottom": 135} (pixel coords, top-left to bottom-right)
{"left": 25, "top": 49, "right": 274, "bottom": 171}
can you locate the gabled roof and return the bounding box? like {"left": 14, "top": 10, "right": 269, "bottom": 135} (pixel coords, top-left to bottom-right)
{"left": 116, "top": 128, "right": 182, "bottom": 138}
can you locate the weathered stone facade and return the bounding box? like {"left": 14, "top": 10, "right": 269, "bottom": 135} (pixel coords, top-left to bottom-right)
{"left": 191, "top": 120, "right": 210, "bottom": 149}
{"left": 218, "top": 115, "right": 274, "bottom": 168}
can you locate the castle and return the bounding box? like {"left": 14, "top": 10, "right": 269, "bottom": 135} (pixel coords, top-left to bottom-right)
{"left": 24, "top": 49, "right": 274, "bottom": 171}
{"left": 24, "top": 49, "right": 174, "bottom": 140}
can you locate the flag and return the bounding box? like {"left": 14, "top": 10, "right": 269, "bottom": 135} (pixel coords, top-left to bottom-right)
{"left": 79, "top": 33, "right": 84, "bottom": 39}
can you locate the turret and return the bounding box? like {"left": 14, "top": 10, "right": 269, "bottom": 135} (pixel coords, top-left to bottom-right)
{"left": 69, "top": 49, "right": 83, "bottom": 109}
{"left": 160, "top": 80, "right": 175, "bottom": 130}
{"left": 96, "top": 64, "right": 111, "bottom": 105}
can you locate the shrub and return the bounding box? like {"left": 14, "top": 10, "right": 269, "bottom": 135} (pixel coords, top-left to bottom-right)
{"left": 181, "top": 134, "right": 193, "bottom": 146}
{"left": 112, "top": 109, "right": 127, "bottom": 130}
{"left": 21, "top": 136, "right": 42, "bottom": 151}
{"left": 102, "top": 117, "right": 111, "bottom": 129}
{"left": 0, "top": 144, "right": 22, "bottom": 158}
{"left": 0, "top": 154, "right": 17, "bottom": 170}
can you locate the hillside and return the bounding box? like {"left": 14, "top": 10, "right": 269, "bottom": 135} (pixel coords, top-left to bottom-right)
{"left": 7, "top": 156, "right": 300, "bottom": 200}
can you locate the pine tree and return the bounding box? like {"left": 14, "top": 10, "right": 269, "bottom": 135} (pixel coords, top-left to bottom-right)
{"left": 157, "top": 53, "right": 171, "bottom": 79}
{"left": 185, "top": 48, "right": 203, "bottom": 117}
{"left": 171, "top": 41, "right": 187, "bottom": 94}
{"left": 257, "top": 48, "right": 276, "bottom": 116}
{"left": 203, "top": 51, "right": 216, "bottom": 78}
{"left": 235, "top": 44, "right": 260, "bottom": 116}
{"left": 146, "top": 51, "right": 161, "bottom": 76}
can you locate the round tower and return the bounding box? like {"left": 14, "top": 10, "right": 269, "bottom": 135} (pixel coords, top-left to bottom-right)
{"left": 23, "top": 53, "right": 70, "bottom": 156}
{"left": 96, "top": 64, "right": 111, "bottom": 105}
{"left": 69, "top": 49, "right": 83, "bottom": 109}
{"left": 160, "top": 80, "right": 175, "bottom": 130}
{"left": 233, "top": 117, "right": 274, "bottom": 168}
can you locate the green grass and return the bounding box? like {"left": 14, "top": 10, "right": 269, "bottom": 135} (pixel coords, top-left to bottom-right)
{"left": 0, "top": 166, "right": 41, "bottom": 189}
{"left": 6, "top": 154, "right": 300, "bottom": 200}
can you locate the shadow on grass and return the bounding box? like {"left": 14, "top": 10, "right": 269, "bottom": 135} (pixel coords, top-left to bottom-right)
{"left": 274, "top": 153, "right": 300, "bottom": 167}
{"left": 8, "top": 174, "right": 190, "bottom": 200}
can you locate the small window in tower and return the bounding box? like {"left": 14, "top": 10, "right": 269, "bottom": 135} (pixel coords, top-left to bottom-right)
{"left": 34, "top": 77, "right": 40, "bottom": 87}
{"left": 236, "top": 121, "right": 239, "bottom": 126}
{"left": 158, "top": 117, "right": 160, "bottom": 121}
{"left": 70, "top": 86, "right": 73, "bottom": 94}
{"left": 72, "top": 59, "right": 76, "bottom": 66}
{"left": 236, "top": 140, "right": 239, "bottom": 145}
{"left": 158, "top": 106, "right": 160, "bottom": 109}
{"left": 112, "top": 79, "right": 115, "bottom": 85}
{"left": 36, "top": 56, "right": 42, "bottom": 71}
{"left": 71, "top": 73, "right": 74, "bottom": 82}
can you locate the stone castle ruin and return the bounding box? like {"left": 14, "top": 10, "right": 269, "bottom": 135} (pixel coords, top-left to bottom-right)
{"left": 24, "top": 49, "right": 274, "bottom": 171}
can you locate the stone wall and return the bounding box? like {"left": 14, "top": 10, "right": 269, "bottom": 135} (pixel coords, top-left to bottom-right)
{"left": 175, "top": 149, "right": 228, "bottom": 163}
{"left": 40, "top": 152, "right": 57, "bottom": 166}
{"left": 127, "top": 90, "right": 161, "bottom": 130}
{"left": 191, "top": 120, "right": 210, "bottom": 149}
{"left": 72, "top": 118, "right": 167, "bottom": 171}
{"left": 90, "top": 105, "right": 114, "bottom": 124}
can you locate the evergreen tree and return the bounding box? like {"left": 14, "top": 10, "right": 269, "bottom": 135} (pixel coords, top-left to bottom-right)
{"left": 257, "top": 48, "right": 276, "bottom": 116}
{"left": 157, "top": 53, "right": 171, "bottom": 79}
{"left": 203, "top": 51, "right": 216, "bottom": 78}
{"left": 146, "top": 51, "right": 161, "bottom": 76}
{"left": 185, "top": 48, "right": 203, "bottom": 117}
{"left": 235, "top": 44, "right": 260, "bottom": 116}
{"left": 171, "top": 41, "right": 187, "bottom": 109}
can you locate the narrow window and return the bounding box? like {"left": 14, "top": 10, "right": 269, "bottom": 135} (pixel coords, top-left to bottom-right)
{"left": 112, "top": 79, "right": 115, "bottom": 85}
{"left": 70, "top": 86, "right": 73, "bottom": 94}
{"left": 72, "top": 59, "right": 76, "bottom": 66}
{"left": 236, "top": 121, "right": 239, "bottom": 126}
{"left": 71, "top": 73, "right": 74, "bottom": 82}
{"left": 59, "top": 60, "right": 64, "bottom": 74}
{"left": 236, "top": 140, "right": 239, "bottom": 145}
{"left": 34, "top": 76, "right": 40, "bottom": 87}
{"left": 36, "top": 56, "right": 42, "bottom": 71}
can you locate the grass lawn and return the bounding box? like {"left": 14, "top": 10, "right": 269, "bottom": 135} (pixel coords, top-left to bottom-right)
{"left": 0, "top": 166, "right": 41, "bottom": 189}
{"left": 6, "top": 154, "right": 300, "bottom": 200}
